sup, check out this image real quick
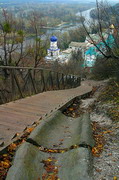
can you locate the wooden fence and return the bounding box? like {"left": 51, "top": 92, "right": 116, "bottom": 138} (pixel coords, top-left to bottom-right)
{"left": 0, "top": 66, "right": 81, "bottom": 104}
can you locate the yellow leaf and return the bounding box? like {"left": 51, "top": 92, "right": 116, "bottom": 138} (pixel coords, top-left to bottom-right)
{"left": 47, "top": 158, "right": 52, "bottom": 162}
{"left": 113, "top": 176, "right": 117, "bottom": 180}
{"left": 8, "top": 143, "right": 17, "bottom": 151}
{"left": 68, "top": 107, "right": 74, "bottom": 111}
{"left": 3, "top": 154, "right": 8, "bottom": 157}
{"left": 0, "top": 161, "right": 10, "bottom": 168}
{"left": 61, "top": 150, "right": 65, "bottom": 153}
{"left": 103, "top": 130, "right": 112, "bottom": 134}
{"left": 26, "top": 127, "right": 34, "bottom": 133}
{"left": 97, "top": 144, "right": 103, "bottom": 148}
{"left": 92, "top": 147, "right": 98, "bottom": 154}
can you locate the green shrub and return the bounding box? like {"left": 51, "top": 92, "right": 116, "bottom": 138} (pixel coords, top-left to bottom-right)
{"left": 92, "top": 57, "right": 119, "bottom": 81}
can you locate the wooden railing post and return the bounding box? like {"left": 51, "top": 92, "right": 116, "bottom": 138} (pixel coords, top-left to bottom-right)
{"left": 57, "top": 72, "right": 60, "bottom": 90}
{"left": 10, "top": 69, "right": 15, "bottom": 100}
{"left": 69, "top": 75, "right": 72, "bottom": 88}
{"left": 28, "top": 69, "right": 37, "bottom": 94}
{"left": 14, "top": 72, "right": 23, "bottom": 98}
{"left": 79, "top": 77, "right": 81, "bottom": 86}
{"left": 72, "top": 75, "right": 75, "bottom": 88}
{"left": 49, "top": 71, "right": 54, "bottom": 90}
{"left": 77, "top": 77, "right": 81, "bottom": 86}
{"left": 74, "top": 76, "right": 77, "bottom": 88}
{"left": 65, "top": 75, "right": 68, "bottom": 88}
{"left": 0, "top": 66, "right": 81, "bottom": 104}
{"left": 41, "top": 70, "right": 46, "bottom": 91}
{"left": 62, "top": 73, "right": 65, "bottom": 89}
{"left": 76, "top": 77, "right": 78, "bottom": 86}
{"left": 71, "top": 75, "right": 73, "bottom": 88}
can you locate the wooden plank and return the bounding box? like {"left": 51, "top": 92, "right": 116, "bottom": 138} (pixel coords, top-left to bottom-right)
{"left": 0, "top": 111, "right": 37, "bottom": 125}
{"left": 0, "top": 106, "right": 45, "bottom": 116}
{"left": 1, "top": 103, "right": 51, "bottom": 112}
{"left": 0, "top": 108, "right": 38, "bottom": 118}
{"left": 0, "top": 81, "right": 92, "bottom": 150}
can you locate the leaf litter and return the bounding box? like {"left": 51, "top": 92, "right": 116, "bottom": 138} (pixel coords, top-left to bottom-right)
{"left": 81, "top": 80, "right": 119, "bottom": 179}
{"left": 41, "top": 157, "right": 60, "bottom": 180}
{"left": 0, "top": 123, "right": 38, "bottom": 180}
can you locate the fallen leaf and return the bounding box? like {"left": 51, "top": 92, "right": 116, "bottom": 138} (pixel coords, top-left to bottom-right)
{"left": 68, "top": 107, "right": 74, "bottom": 111}
{"left": 8, "top": 143, "right": 17, "bottom": 151}
{"left": 26, "top": 127, "right": 34, "bottom": 133}
{"left": 0, "top": 161, "right": 10, "bottom": 168}
{"left": 103, "top": 130, "right": 113, "bottom": 134}
{"left": 47, "top": 158, "right": 53, "bottom": 162}
{"left": 2, "top": 154, "right": 8, "bottom": 158}
{"left": 61, "top": 150, "right": 65, "bottom": 153}
{"left": 92, "top": 147, "right": 99, "bottom": 154}
{"left": 59, "top": 139, "right": 64, "bottom": 142}
{"left": 113, "top": 176, "right": 117, "bottom": 180}
{"left": 97, "top": 144, "right": 103, "bottom": 148}
{"left": 96, "top": 168, "right": 102, "bottom": 172}
{"left": 41, "top": 157, "right": 60, "bottom": 180}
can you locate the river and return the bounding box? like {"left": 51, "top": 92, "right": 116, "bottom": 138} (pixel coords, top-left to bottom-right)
{"left": 76, "top": 8, "right": 94, "bottom": 22}
{"left": 25, "top": 7, "right": 95, "bottom": 45}
{"left": 25, "top": 22, "right": 81, "bottom": 43}
{"left": 0, "top": 7, "right": 94, "bottom": 56}
{"left": 43, "top": 7, "right": 94, "bottom": 34}
{"left": 0, "top": 7, "right": 95, "bottom": 54}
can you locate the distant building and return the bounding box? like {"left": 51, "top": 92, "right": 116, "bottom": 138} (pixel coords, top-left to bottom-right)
{"left": 84, "top": 32, "right": 115, "bottom": 68}
{"left": 46, "top": 36, "right": 60, "bottom": 62}
{"left": 45, "top": 28, "right": 115, "bottom": 67}
{"left": 45, "top": 36, "right": 71, "bottom": 64}
{"left": 69, "top": 41, "right": 86, "bottom": 51}
{"left": 109, "top": 24, "right": 115, "bottom": 34}
{"left": 61, "top": 48, "right": 72, "bottom": 63}
{"left": 69, "top": 41, "right": 86, "bottom": 58}
{"left": 84, "top": 46, "right": 97, "bottom": 67}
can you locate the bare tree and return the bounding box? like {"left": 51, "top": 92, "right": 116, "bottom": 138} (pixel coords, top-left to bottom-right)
{"left": 81, "top": 0, "right": 119, "bottom": 80}
{"left": 28, "top": 11, "right": 47, "bottom": 68}
{"left": 0, "top": 10, "right": 27, "bottom": 66}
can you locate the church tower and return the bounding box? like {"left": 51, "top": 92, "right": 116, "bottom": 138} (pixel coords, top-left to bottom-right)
{"left": 47, "top": 36, "right": 60, "bottom": 58}
{"left": 109, "top": 24, "right": 115, "bottom": 34}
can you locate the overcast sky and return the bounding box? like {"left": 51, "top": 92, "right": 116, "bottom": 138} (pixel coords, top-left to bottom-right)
{"left": 81, "top": 0, "right": 119, "bottom": 2}
{"left": 0, "top": 0, "right": 119, "bottom": 4}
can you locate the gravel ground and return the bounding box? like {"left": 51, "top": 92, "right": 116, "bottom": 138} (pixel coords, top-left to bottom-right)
{"left": 80, "top": 82, "right": 119, "bottom": 180}
{"left": 91, "top": 112, "right": 119, "bottom": 180}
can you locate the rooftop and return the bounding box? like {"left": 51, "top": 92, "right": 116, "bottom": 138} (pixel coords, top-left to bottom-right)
{"left": 69, "top": 42, "right": 86, "bottom": 48}
{"left": 86, "top": 33, "right": 108, "bottom": 43}
{"left": 50, "top": 36, "right": 58, "bottom": 42}
{"left": 109, "top": 24, "right": 115, "bottom": 29}
{"left": 62, "top": 48, "right": 72, "bottom": 54}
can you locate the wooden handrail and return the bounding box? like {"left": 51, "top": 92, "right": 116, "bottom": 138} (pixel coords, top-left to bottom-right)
{"left": 0, "top": 66, "right": 79, "bottom": 78}
{"left": 0, "top": 66, "right": 81, "bottom": 104}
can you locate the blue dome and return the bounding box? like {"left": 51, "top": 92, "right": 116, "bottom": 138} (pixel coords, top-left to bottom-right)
{"left": 50, "top": 36, "right": 57, "bottom": 42}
